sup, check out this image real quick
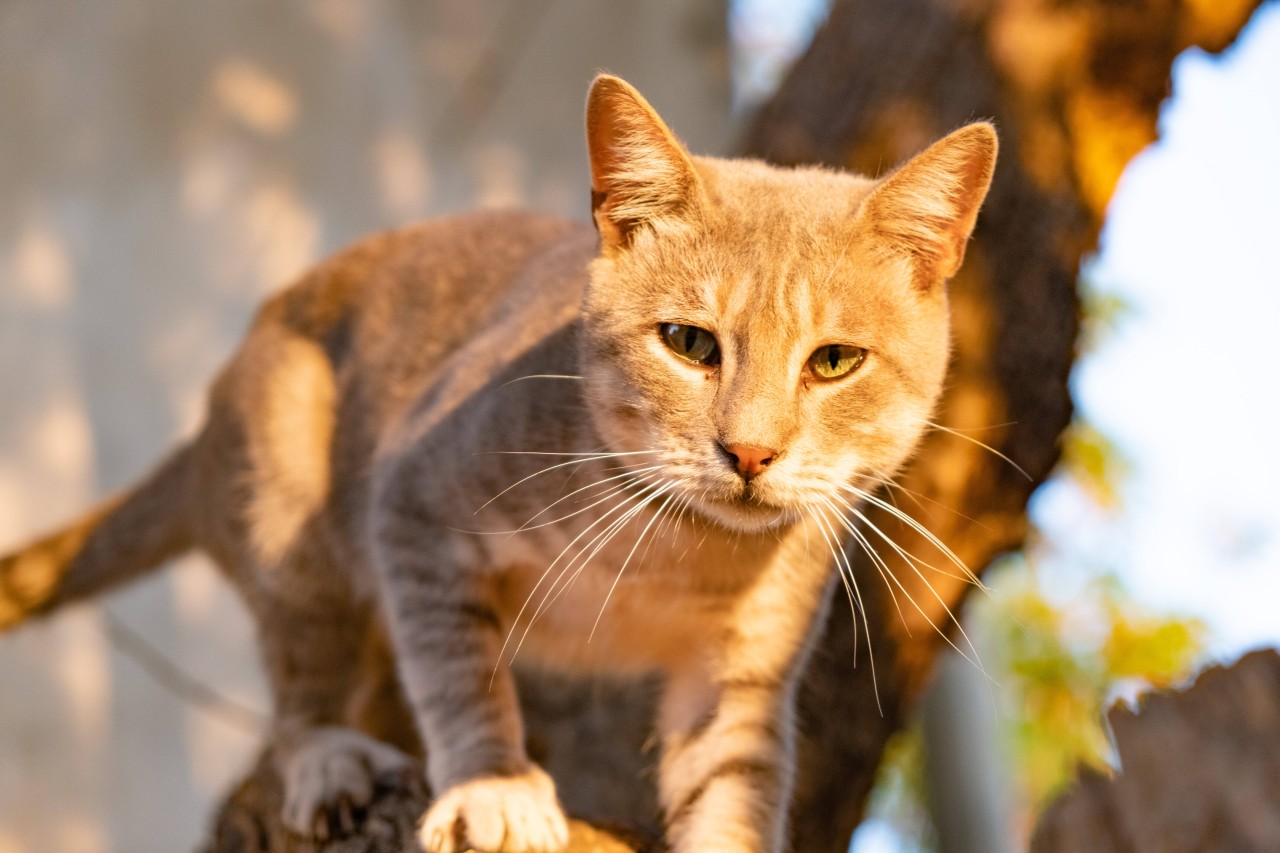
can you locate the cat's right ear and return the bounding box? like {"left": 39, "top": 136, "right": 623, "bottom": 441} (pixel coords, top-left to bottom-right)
{"left": 585, "top": 74, "right": 702, "bottom": 252}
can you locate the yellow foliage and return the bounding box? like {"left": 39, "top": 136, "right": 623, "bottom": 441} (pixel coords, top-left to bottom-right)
{"left": 1184, "top": 0, "right": 1262, "bottom": 46}
{"left": 1067, "top": 88, "right": 1155, "bottom": 218}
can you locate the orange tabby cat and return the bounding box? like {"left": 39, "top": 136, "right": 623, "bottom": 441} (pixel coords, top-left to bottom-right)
{"left": 0, "top": 75, "right": 995, "bottom": 852}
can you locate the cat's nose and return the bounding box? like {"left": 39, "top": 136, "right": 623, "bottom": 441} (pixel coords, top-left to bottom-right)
{"left": 719, "top": 443, "right": 779, "bottom": 481}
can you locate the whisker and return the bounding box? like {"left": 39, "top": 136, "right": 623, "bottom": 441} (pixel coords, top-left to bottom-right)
{"left": 515, "top": 476, "right": 674, "bottom": 659}
{"left": 638, "top": 480, "right": 688, "bottom": 567}
{"left": 828, "top": 494, "right": 990, "bottom": 677}
{"left": 475, "top": 454, "right": 613, "bottom": 513}
{"left": 842, "top": 484, "right": 987, "bottom": 592}
{"left": 482, "top": 450, "right": 660, "bottom": 458}
{"left": 474, "top": 451, "right": 657, "bottom": 513}
{"left": 464, "top": 482, "right": 634, "bottom": 537}
{"left": 811, "top": 510, "right": 859, "bottom": 655}
{"left": 499, "top": 373, "right": 583, "bottom": 388}
{"left": 540, "top": 481, "right": 668, "bottom": 621}
{"left": 831, "top": 485, "right": 976, "bottom": 586}
{"left": 819, "top": 496, "right": 910, "bottom": 636}
{"left": 811, "top": 508, "right": 881, "bottom": 715}
{"left": 864, "top": 466, "right": 993, "bottom": 531}
{"left": 670, "top": 492, "right": 697, "bottom": 564}
{"left": 861, "top": 471, "right": 923, "bottom": 519}
{"left": 513, "top": 464, "right": 664, "bottom": 533}
{"left": 925, "top": 421, "right": 1031, "bottom": 481}
{"left": 589, "top": 484, "right": 679, "bottom": 641}
{"left": 494, "top": 474, "right": 661, "bottom": 677}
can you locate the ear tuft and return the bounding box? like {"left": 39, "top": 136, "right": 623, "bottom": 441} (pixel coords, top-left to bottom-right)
{"left": 862, "top": 122, "right": 998, "bottom": 283}
{"left": 585, "top": 74, "right": 701, "bottom": 248}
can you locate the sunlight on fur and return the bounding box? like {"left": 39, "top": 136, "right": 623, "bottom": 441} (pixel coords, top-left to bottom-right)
{"left": 0, "top": 74, "right": 996, "bottom": 853}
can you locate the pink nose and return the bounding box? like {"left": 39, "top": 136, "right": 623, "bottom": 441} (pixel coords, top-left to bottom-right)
{"left": 720, "top": 443, "right": 779, "bottom": 481}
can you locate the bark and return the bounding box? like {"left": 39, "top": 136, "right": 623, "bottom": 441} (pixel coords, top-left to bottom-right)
{"left": 745, "top": 1, "right": 1264, "bottom": 848}
{"left": 203, "top": 753, "right": 651, "bottom": 853}
{"left": 205, "top": 1, "right": 1265, "bottom": 850}
{"left": 1031, "top": 649, "right": 1280, "bottom": 853}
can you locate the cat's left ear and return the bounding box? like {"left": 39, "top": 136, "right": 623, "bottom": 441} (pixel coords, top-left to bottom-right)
{"left": 585, "top": 74, "right": 703, "bottom": 251}
{"left": 860, "top": 122, "right": 998, "bottom": 285}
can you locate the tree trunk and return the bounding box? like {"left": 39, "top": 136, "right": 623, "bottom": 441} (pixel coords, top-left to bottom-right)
{"left": 1031, "top": 649, "right": 1280, "bottom": 852}
{"left": 205, "top": 1, "right": 1265, "bottom": 850}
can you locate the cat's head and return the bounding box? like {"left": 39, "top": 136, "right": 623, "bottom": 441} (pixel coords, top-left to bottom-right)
{"left": 579, "top": 75, "right": 995, "bottom": 533}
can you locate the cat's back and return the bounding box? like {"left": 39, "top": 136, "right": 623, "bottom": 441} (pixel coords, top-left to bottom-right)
{"left": 272, "top": 210, "right": 591, "bottom": 372}
{"left": 237, "top": 210, "right": 590, "bottom": 422}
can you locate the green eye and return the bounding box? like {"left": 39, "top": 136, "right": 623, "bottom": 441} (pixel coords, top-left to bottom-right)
{"left": 660, "top": 323, "right": 721, "bottom": 365}
{"left": 808, "top": 344, "right": 866, "bottom": 380}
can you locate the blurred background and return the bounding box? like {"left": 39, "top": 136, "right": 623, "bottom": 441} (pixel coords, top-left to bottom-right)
{"left": 0, "top": 1, "right": 1276, "bottom": 851}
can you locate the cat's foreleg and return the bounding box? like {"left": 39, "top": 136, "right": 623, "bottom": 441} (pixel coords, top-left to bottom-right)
{"left": 657, "top": 663, "right": 797, "bottom": 853}
{"left": 658, "top": 533, "right": 834, "bottom": 853}
{"left": 374, "top": 530, "right": 569, "bottom": 853}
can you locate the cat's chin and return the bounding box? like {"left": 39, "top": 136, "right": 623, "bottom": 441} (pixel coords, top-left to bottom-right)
{"left": 690, "top": 495, "right": 797, "bottom": 534}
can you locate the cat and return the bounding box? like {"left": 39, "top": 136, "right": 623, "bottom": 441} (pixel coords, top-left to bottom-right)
{"left": 0, "top": 74, "right": 995, "bottom": 852}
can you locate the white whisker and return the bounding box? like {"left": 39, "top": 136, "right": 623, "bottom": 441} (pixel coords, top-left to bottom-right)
{"left": 639, "top": 481, "right": 688, "bottom": 566}
{"left": 590, "top": 484, "right": 679, "bottom": 641}
{"left": 827, "top": 494, "right": 990, "bottom": 678}
{"left": 517, "top": 476, "right": 675, "bottom": 658}
{"left": 475, "top": 450, "right": 659, "bottom": 513}
{"left": 842, "top": 484, "right": 987, "bottom": 592}
{"left": 494, "top": 474, "right": 661, "bottom": 678}
{"left": 925, "top": 420, "right": 1031, "bottom": 481}
{"left": 542, "top": 481, "right": 668, "bottom": 620}
{"left": 499, "top": 373, "right": 583, "bottom": 388}
{"left": 819, "top": 496, "right": 911, "bottom": 636}
{"left": 864, "top": 466, "right": 993, "bottom": 532}
{"left": 457, "top": 466, "right": 664, "bottom": 536}
{"left": 811, "top": 507, "right": 881, "bottom": 715}
{"left": 513, "top": 465, "right": 664, "bottom": 533}
{"left": 483, "top": 450, "right": 660, "bottom": 458}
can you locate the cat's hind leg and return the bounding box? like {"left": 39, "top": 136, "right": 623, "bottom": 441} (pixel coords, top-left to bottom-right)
{"left": 204, "top": 318, "right": 416, "bottom": 838}
{"left": 276, "top": 723, "right": 414, "bottom": 837}
{"left": 248, "top": 584, "right": 415, "bottom": 840}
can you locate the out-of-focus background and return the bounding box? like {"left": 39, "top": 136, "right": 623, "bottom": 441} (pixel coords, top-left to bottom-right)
{"left": 0, "top": 1, "right": 1275, "bottom": 852}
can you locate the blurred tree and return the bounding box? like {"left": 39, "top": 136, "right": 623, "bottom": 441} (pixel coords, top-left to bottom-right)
{"left": 858, "top": 390, "right": 1207, "bottom": 850}
{"left": 745, "top": 0, "right": 1264, "bottom": 850}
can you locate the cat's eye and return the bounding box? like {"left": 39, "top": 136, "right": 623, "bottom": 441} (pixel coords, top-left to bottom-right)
{"left": 807, "top": 344, "right": 866, "bottom": 380}
{"left": 660, "top": 323, "right": 720, "bottom": 366}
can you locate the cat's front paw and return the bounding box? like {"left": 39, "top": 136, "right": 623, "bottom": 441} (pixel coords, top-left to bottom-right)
{"left": 418, "top": 765, "right": 570, "bottom": 853}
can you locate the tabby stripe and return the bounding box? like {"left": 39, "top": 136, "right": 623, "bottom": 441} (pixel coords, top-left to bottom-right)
{"left": 718, "top": 675, "right": 783, "bottom": 693}
{"left": 669, "top": 712, "right": 784, "bottom": 766}
{"left": 407, "top": 599, "right": 502, "bottom": 632}
{"left": 667, "top": 758, "right": 779, "bottom": 828}
{"left": 420, "top": 686, "right": 512, "bottom": 726}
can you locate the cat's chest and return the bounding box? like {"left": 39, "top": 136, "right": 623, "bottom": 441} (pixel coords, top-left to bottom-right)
{"left": 482, "top": 522, "right": 762, "bottom": 675}
{"left": 507, "top": 566, "right": 722, "bottom": 673}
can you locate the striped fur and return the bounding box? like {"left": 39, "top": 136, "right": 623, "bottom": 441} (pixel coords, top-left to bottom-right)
{"left": 0, "top": 75, "right": 995, "bottom": 851}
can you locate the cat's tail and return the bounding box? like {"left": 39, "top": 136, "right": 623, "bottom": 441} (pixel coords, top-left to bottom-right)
{"left": 0, "top": 443, "right": 197, "bottom": 632}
